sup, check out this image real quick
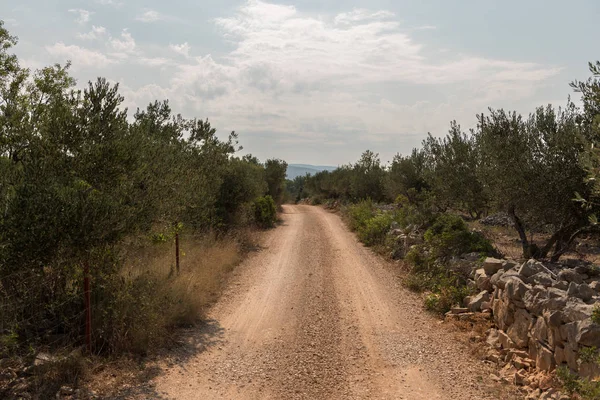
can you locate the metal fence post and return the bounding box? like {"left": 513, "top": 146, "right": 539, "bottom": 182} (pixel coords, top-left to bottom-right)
{"left": 175, "top": 232, "right": 180, "bottom": 274}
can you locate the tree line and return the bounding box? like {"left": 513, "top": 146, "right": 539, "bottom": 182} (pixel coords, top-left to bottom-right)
{"left": 0, "top": 22, "right": 287, "bottom": 355}
{"left": 292, "top": 61, "right": 600, "bottom": 262}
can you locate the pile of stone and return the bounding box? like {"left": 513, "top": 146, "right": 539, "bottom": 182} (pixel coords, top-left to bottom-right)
{"left": 387, "top": 222, "right": 422, "bottom": 260}
{"left": 448, "top": 257, "right": 600, "bottom": 397}
{"left": 480, "top": 212, "right": 513, "bottom": 227}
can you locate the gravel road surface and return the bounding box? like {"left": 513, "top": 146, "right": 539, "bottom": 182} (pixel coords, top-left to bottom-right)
{"left": 152, "top": 205, "right": 518, "bottom": 399}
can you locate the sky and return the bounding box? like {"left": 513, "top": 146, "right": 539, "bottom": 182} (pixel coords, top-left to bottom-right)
{"left": 2, "top": 0, "right": 598, "bottom": 166}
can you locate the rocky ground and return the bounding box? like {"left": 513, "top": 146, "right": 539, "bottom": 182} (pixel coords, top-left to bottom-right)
{"left": 445, "top": 255, "right": 600, "bottom": 400}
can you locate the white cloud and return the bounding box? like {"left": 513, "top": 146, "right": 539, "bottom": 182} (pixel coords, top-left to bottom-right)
{"left": 77, "top": 25, "right": 107, "bottom": 40}
{"left": 95, "top": 0, "right": 123, "bottom": 6}
{"left": 212, "top": 0, "right": 559, "bottom": 90}
{"left": 68, "top": 9, "right": 92, "bottom": 25}
{"left": 169, "top": 42, "right": 191, "bottom": 57}
{"left": 138, "top": 57, "right": 172, "bottom": 67}
{"left": 415, "top": 25, "right": 437, "bottom": 30}
{"left": 4, "top": 18, "right": 18, "bottom": 27}
{"left": 45, "top": 42, "right": 113, "bottom": 67}
{"left": 110, "top": 30, "right": 136, "bottom": 53}
{"left": 334, "top": 9, "right": 395, "bottom": 25}
{"left": 58, "top": 0, "right": 561, "bottom": 163}
{"left": 136, "top": 9, "right": 161, "bottom": 23}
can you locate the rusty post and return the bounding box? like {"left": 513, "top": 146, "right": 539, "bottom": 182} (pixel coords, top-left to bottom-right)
{"left": 83, "top": 260, "right": 92, "bottom": 353}
{"left": 175, "top": 232, "right": 180, "bottom": 274}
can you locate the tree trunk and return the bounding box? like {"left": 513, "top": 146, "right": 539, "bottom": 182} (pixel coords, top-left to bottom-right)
{"left": 550, "top": 225, "right": 592, "bottom": 262}
{"left": 509, "top": 205, "right": 531, "bottom": 259}
{"left": 538, "top": 227, "right": 571, "bottom": 259}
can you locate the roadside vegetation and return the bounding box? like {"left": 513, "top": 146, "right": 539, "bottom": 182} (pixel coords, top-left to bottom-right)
{"left": 296, "top": 58, "right": 600, "bottom": 261}
{"left": 0, "top": 22, "right": 287, "bottom": 397}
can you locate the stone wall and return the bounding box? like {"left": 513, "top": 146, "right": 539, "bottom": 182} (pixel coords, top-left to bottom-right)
{"left": 463, "top": 257, "right": 600, "bottom": 377}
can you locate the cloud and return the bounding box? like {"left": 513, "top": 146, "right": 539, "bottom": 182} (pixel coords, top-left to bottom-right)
{"left": 45, "top": 42, "right": 113, "bottom": 67}
{"left": 77, "top": 25, "right": 107, "bottom": 40}
{"left": 138, "top": 57, "right": 172, "bottom": 67}
{"left": 169, "top": 42, "right": 191, "bottom": 57}
{"left": 4, "top": 18, "right": 18, "bottom": 27}
{"left": 212, "top": 1, "right": 559, "bottom": 90}
{"left": 95, "top": 0, "right": 123, "bottom": 6}
{"left": 68, "top": 9, "right": 92, "bottom": 25}
{"left": 334, "top": 9, "right": 395, "bottom": 25}
{"left": 136, "top": 9, "right": 161, "bottom": 23}
{"left": 110, "top": 30, "right": 136, "bottom": 53}
{"left": 62, "top": 0, "right": 560, "bottom": 163}
{"left": 415, "top": 25, "right": 437, "bottom": 30}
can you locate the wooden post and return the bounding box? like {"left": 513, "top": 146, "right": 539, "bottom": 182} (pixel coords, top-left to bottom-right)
{"left": 83, "top": 261, "right": 92, "bottom": 353}
{"left": 175, "top": 232, "right": 180, "bottom": 274}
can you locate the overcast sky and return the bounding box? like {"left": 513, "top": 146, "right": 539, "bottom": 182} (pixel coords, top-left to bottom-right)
{"left": 2, "top": 0, "right": 598, "bottom": 165}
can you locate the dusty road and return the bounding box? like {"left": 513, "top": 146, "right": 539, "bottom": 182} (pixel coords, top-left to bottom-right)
{"left": 152, "top": 205, "right": 516, "bottom": 399}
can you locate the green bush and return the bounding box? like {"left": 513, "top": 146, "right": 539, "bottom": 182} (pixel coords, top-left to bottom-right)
{"left": 310, "top": 197, "right": 323, "bottom": 205}
{"left": 346, "top": 200, "right": 395, "bottom": 247}
{"left": 592, "top": 305, "right": 600, "bottom": 324}
{"left": 346, "top": 199, "right": 375, "bottom": 231}
{"left": 404, "top": 213, "right": 496, "bottom": 314}
{"left": 357, "top": 212, "right": 394, "bottom": 246}
{"left": 392, "top": 191, "right": 438, "bottom": 230}
{"left": 254, "top": 195, "right": 277, "bottom": 228}
{"left": 425, "top": 279, "right": 472, "bottom": 314}
{"left": 424, "top": 213, "right": 495, "bottom": 260}
{"left": 557, "top": 365, "right": 600, "bottom": 399}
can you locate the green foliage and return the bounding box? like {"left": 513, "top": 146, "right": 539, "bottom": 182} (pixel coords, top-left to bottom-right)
{"left": 351, "top": 150, "right": 386, "bottom": 202}
{"left": 387, "top": 149, "right": 429, "bottom": 201}
{"left": 424, "top": 214, "right": 495, "bottom": 260}
{"left": 475, "top": 104, "right": 588, "bottom": 260}
{"left": 254, "top": 195, "right": 277, "bottom": 228}
{"left": 346, "top": 199, "right": 375, "bottom": 232}
{"left": 357, "top": 213, "right": 394, "bottom": 246}
{"left": 423, "top": 284, "right": 472, "bottom": 314}
{"left": 557, "top": 366, "right": 581, "bottom": 395}
{"left": 0, "top": 23, "right": 288, "bottom": 360}
{"left": 264, "top": 159, "right": 288, "bottom": 205}
{"left": 592, "top": 305, "right": 600, "bottom": 325}
{"left": 579, "top": 346, "right": 600, "bottom": 364}
{"left": 302, "top": 151, "right": 386, "bottom": 202}
{"left": 557, "top": 365, "right": 600, "bottom": 399}
{"left": 302, "top": 61, "right": 600, "bottom": 263}
{"left": 217, "top": 156, "right": 267, "bottom": 227}
{"left": 403, "top": 213, "right": 495, "bottom": 314}
{"left": 285, "top": 175, "right": 308, "bottom": 203}
{"left": 392, "top": 191, "right": 438, "bottom": 230}
{"left": 421, "top": 122, "right": 487, "bottom": 217}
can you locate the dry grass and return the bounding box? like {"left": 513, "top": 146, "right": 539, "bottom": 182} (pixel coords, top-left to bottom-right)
{"left": 121, "top": 233, "right": 242, "bottom": 323}
{"left": 86, "top": 232, "right": 250, "bottom": 356}
{"left": 469, "top": 221, "right": 525, "bottom": 261}
{"left": 471, "top": 221, "right": 600, "bottom": 263}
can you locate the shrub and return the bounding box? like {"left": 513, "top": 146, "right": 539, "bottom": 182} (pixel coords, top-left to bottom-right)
{"left": 253, "top": 195, "right": 277, "bottom": 228}
{"left": 346, "top": 199, "right": 375, "bottom": 231}
{"left": 557, "top": 365, "right": 600, "bottom": 399}
{"left": 592, "top": 305, "right": 600, "bottom": 324}
{"left": 94, "top": 235, "right": 242, "bottom": 354}
{"left": 424, "top": 213, "right": 496, "bottom": 260}
{"left": 357, "top": 213, "right": 394, "bottom": 246}
{"left": 393, "top": 191, "right": 438, "bottom": 230}
{"left": 404, "top": 213, "right": 496, "bottom": 314}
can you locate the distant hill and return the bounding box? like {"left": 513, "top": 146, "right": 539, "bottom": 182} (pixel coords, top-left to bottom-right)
{"left": 287, "top": 164, "right": 337, "bottom": 180}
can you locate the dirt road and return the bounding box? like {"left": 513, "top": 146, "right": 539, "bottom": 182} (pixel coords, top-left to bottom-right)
{"left": 152, "top": 205, "right": 516, "bottom": 399}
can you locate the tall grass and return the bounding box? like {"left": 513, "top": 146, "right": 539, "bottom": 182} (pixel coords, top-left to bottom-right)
{"left": 94, "top": 233, "right": 244, "bottom": 354}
